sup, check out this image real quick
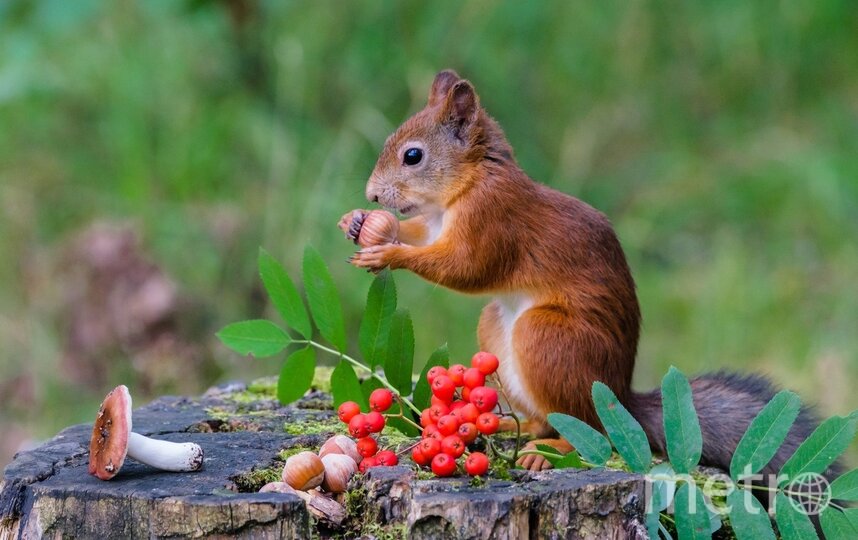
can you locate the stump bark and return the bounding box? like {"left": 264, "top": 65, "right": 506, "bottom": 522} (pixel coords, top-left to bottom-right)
{"left": 1, "top": 380, "right": 648, "bottom": 539}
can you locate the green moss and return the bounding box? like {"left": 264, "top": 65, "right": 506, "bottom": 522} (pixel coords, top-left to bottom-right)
{"left": 359, "top": 522, "right": 408, "bottom": 540}
{"left": 344, "top": 485, "right": 367, "bottom": 518}
{"left": 414, "top": 469, "right": 436, "bottom": 481}
{"left": 231, "top": 465, "right": 282, "bottom": 492}
{"left": 378, "top": 430, "right": 418, "bottom": 450}
{"left": 247, "top": 377, "right": 278, "bottom": 396}
{"left": 278, "top": 445, "right": 317, "bottom": 461}
{"left": 283, "top": 415, "right": 343, "bottom": 436}
{"left": 489, "top": 454, "right": 513, "bottom": 481}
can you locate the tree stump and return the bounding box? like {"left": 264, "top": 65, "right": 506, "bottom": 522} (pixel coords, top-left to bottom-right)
{"left": 0, "top": 380, "right": 648, "bottom": 539}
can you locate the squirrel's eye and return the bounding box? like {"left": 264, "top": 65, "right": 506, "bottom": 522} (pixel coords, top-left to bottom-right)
{"left": 403, "top": 147, "right": 423, "bottom": 166}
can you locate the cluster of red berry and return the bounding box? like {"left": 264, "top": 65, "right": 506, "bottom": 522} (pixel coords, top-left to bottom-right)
{"left": 336, "top": 388, "right": 399, "bottom": 472}
{"left": 412, "top": 352, "right": 501, "bottom": 477}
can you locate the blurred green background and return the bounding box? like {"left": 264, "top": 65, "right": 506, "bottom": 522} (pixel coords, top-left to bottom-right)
{"left": 1, "top": 0, "right": 857, "bottom": 469}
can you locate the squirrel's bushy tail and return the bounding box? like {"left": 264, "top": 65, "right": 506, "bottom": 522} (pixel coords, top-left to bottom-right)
{"left": 628, "top": 371, "right": 834, "bottom": 480}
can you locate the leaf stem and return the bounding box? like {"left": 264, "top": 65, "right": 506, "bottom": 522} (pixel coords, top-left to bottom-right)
{"left": 293, "top": 339, "right": 422, "bottom": 416}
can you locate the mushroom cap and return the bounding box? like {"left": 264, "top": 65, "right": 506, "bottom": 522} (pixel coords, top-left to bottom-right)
{"left": 88, "top": 384, "right": 133, "bottom": 480}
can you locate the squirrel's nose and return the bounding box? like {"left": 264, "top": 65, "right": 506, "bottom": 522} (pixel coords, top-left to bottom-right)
{"left": 366, "top": 177, "right": 382, "bottom": 203}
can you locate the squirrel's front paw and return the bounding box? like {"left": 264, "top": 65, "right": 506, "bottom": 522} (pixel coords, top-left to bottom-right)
{"left": 337, "top": 210, "right": 367, "bottom": 244}
{"left": 348, "top": 244, "right": 398, "bottom": 273}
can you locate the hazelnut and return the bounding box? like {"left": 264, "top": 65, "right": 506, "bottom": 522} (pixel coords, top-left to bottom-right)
{"left": 282, "top": 451, "right": 325, "bottom": 491}
{"left": 320, "top": 453, "right": 358, "bottom": 493}
{"left": 319, "top": 435, "right": 362, "bottom": 464}
{"left": 357, "top": 210, "right": 399, "bottom": 247}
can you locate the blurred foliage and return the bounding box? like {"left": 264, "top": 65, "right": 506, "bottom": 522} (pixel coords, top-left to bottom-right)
{"left": 0, "top": 0, "right": 856, "bottom": 466}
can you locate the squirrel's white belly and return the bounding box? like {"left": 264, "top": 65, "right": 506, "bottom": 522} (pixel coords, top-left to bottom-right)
{"left": 493, "top": 293, "right": 540, "bottom": 419}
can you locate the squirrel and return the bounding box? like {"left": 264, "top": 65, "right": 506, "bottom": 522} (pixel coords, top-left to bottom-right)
{"left": 339, "top": 69, "right": 823, "bottom": 476}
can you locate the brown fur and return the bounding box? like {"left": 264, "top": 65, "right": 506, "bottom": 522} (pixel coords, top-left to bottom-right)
{"left": 346, "top": 70, "right": 824, "bottom": 476}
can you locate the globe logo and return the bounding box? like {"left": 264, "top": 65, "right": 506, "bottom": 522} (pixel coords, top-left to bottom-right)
{"left": 785, "top": 472, "right": 831, "bottom": 516}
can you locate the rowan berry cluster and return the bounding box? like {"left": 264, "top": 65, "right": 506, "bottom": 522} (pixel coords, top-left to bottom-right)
{"left": 335, "top": 352, "right": 504, "bottom": 478}
{"left": 336, "top": 388, "right": 399, "bottom": 472}
{"left": 412, "top": 351, "right": 501, "bottom": 477}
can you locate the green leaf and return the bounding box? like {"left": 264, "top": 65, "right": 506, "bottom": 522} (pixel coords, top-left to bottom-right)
{"left": 726, "top": 488, "right": 775, "bottom": 540}
{"left": 779, "top": 414, "right": 858, "bottom": 485}
{"left": 775, "top": 492, "right": 819, "bottom": 540}
{"left": 661, "top": 366, "right": 702, "bottom": 474}
{"left": 645, "top": 511, "right": 661, "bottom": 540}
{"left": 302, "top": 245, "right": 346, "bottom": 351}
{"left": 413, "top": 345, "right": 449, "bottom": 410}
{"left": 277, "top": 347, "right": 315, "bottom": 404}
{"left": 359, "top": 270, "right": 397, "bottom": 369}
{"left": 385, "top": 309, "right": 414, "bottom": 395}
{"left": 673, "top": 483, "right": 711, "bottom": 540}
{"left": 330, "top": 360, "right": 366, "bottom": 410}
{"left": 830, "top": 468, "right": 858, "bottom": 500}
{"left": 820, "top": 507, "right": 858, "bottom": 540}
{"left": 555, "top": 451, "right": 584, "bottom": 469}
{"left": 216, "top": 320, "right": 291, "bottom": 357}
{"left": 258, "top": 248, "right": 312, "bottom": 339}
{"left": 547, "top": 412, "right": 612, "bottom": 466}
{"left": 730, "top": 390, "right": 802, "bottom": 481}
{"left": 592, "top": 381, "right": 652, "bottom": 472}
{"left": 647, "top": 462, "right": 677, "bottom": 513}
{"left": 534, "top": 443, "right": 564, "bottom": 465}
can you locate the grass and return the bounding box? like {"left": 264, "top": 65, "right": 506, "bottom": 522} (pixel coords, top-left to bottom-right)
{"left": 0, "top": 0, "right": 856, "bottom": 466}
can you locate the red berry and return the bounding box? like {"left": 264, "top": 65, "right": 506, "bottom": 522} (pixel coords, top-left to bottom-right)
{"left": 448, "top": 364, "right": 467, "bottom": 386}
{"left": 437, "top": 414, "right": 460, "bottom": 436}
{"left": 471, "top": 352, "right": 499, "bottom": 376}
{"left": 449, "top": 400, "right": 467, "bottom": 411}
{"left": 428, "top": 403, "right": 449, "bottom": 423}
{"left": 462, "top": 367, "right": 486, "bottom": 389}
{"left": 356, "top": 437, "right": 378, "bottom": 458}
{"left": 418, "top": 437, "right": 441, "bottom": 459}
{"left": 376, "top": 450, "right": 398, "bottom": 467}
{"left": 465, "top": 452, "right": 489, "bottom": 476}
{"left": 431, "top": 375, "right": 456, "bottom": 402}
{"left": 369, "top": 389, "right": 394, "bottom": 412}
{"left": 426, "top": 366, "right": 448, "bottom": 385}
{"left": 430, "top": 395, "right": 448, "bottom": 408}
{"left": 441, "top": 435, "right": 466, "bottom": 458}
{"left": 456, "top": 403, "right": 480, "bottom": 424}
{"left": 420, "top": 409, "right": 434, "bottom": 428}
{"left": 411, "top": 446, "right": 430, "bottom": 466}
{"left": 457, "top": 422, "right": 478, "bottom": 444}
{"left": 365, "top": 411, "right": 386, "bottom": 433}
{"left": 431, "top": 453, "right": 456, "bottom": 477}
{"left": 476, "top": 412, "right": 499, "bottom": 435}
{"left": 424, "top": 425, "right": 443, "bottom": 441}
{"left": 349, "top": 414, "right": 370, "bottom": 438}
{"left": 359, "top": 456, "right": 378, "bottom": 473}
{"left": 469, "top": 386, "right": 498, "bottom": 413}
{"left": 338, "top": 401, "right": 361, "bottom": 423}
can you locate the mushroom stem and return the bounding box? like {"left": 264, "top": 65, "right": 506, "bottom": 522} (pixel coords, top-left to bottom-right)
{"left": 126, "top": 432, "right": 204, "bottom": 472}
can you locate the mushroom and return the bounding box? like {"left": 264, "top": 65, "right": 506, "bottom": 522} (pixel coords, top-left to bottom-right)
{"left": 88, "top": 385, "right": 204, "bottom": 480}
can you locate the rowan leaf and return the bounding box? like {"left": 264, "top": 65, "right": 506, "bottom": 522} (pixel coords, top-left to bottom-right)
{"left": 216, "top": 320, "right": 291, "bottom": 357}
{"left": 258, "top": 248, "right": 312, "bottom": 339}
{"left": 662, "top": 366, "right": 702, "bottom": 474}
{"left": 277, "top": 347, "right": 315, "bottom": 404}
{"left": 302, "top": 245, "right": 346, "bottom": 352}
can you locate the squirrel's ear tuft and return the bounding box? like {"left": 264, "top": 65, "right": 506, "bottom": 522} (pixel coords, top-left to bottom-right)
{"left": 440, "top": 80, "right": 480, "bottom": 141}
{"left": 428, "top": 70, "right": 461, "bottom": 107}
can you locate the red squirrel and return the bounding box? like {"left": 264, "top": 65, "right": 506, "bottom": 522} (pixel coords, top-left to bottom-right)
{"left": 340, "top": 70, "right": 821, "bottom": 474}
